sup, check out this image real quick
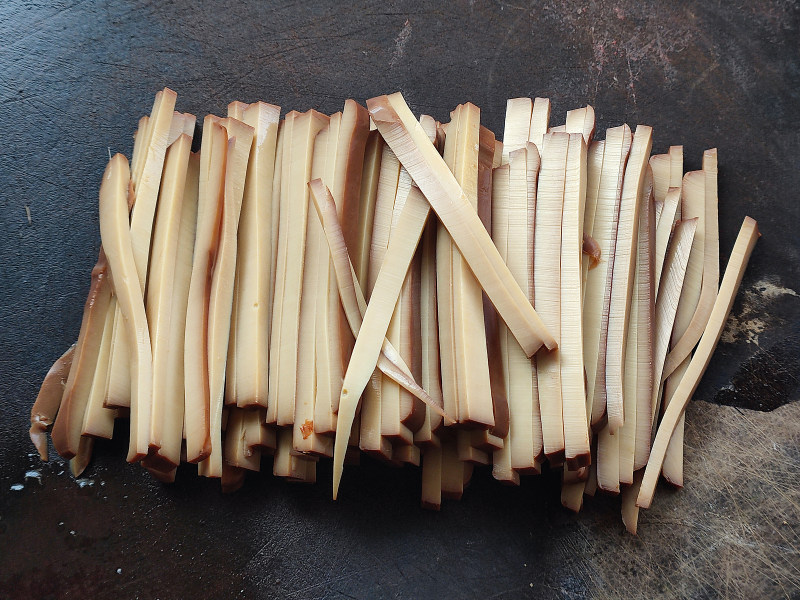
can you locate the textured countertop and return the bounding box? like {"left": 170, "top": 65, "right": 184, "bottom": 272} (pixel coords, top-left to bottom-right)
{"left": 1, "top": 1, "right": 798, "bottom": 598}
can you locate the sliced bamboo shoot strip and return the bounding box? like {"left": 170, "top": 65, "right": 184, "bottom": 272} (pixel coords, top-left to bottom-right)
{"left": 584, "top": 125, "right": 632, "bottom": 428}
{"left": 293, "top": 123, "right": 332, "bottom": 455}
{"left": 223, "top": 407, "right": 261, "bottom": 471}
{"left": 441, "top": 439, "right": 466, "bottom": 500}
{"left": 606, "top": 126, "right": 653, "bottom": 434}
{"left": 661, "top": 358, "right": 688, "bottom": 486}
{"left": 582, "top": 141, "right": 605, "bottom": 300}
{"left": 662, "top": 149, "right": 720, "bottom": 379}
{"left": 621, "top": 469, "right": 644, "bottom": 534}
{"left": 650, "top": 218, "right": 698, "bottom": 426}
{"left": 243, "top": 407, "right": 276, "bottom": 455}
{"left": 332, "top": 183, "right": 431, "bottom": 496}
{"left": 105, "top": 89, "right": 177, "bottom": 409}
{"left": 97, "top": 154, "right": 152, "bottom": 462}
{"left": 528, "top": 97, "right": 551, "bottom": 153}
{"left": 596, "top": 421, "right": 620, "bottom": 493}
{"left": 184, "top": 118, "right": 227, "bottom": 462}
{"left": 421, "top": 446, "right": 443, "bottom": 510}
{"left": 368, "top": 145, "right": 401, "bottom": 295}
{"left": 501, "top": 97, "right": 533, "bottom": 164}
{"left": 69, "top": 436, "right": 94, "bottom": 478}
{"left": 654, "top": 187, "right": 681, "bottom": 292}
{"left": 535, "top": 132, "right": 568, "bottom": 461}
{"left": 81, "top": 297, "right": 117, "bottom": 439}
{"left": 31, "top": 345, "right": 75, "bottom": 459}
{"left": 308, "top": 179, "right": 444, "bottom": 416}
{"left": 130, "top": 115, "right": 149, "bottom": 180}
{"left": 354, "top": 130, "right": 383, "bottom": 292}
{"left": 200, "top": 117, "right": 254, "bottom": 478}
{"left": 367, "top": 92, "right": 556, "bottom": 356}
{"left": 620, "top": 171, "right": 655, "bottom": 479}
{"left": 268, "top": 110, "right": 329, "bottom": 426}
{"left": 638, "top": 217, "right": 759, "bottom": 508}
{"left": 561, "top": 133, "right": 590, "bottom": 468}
{"left": 654, "top": 199, "right": 664, "bottom": 227}
{"left": 669, "top": 146, "right": 684, "bottom": 191}
{"left": 633, "top": 185, "right": 656, "bottom": 471}
{"left": 228, "top": 102, "right": 280, "bottom": 409}
{"left": 649, "top": 153, "right": 670, "bottom": 205}
{"left": 564, "top": 105, "right": 596, "bottom": 144}
{"left": 145, "top": 133, "right": 192, "bottom": 469}
{"left": 445, "top": 103, "right": 493, "bottom": 428}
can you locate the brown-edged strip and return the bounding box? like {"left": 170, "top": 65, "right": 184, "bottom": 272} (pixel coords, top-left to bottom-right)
{"left": 51, "top": 250, "right": 112, "bottom": 460}
{"left": 30, "top": 345, "right": 75, "bottom": 460}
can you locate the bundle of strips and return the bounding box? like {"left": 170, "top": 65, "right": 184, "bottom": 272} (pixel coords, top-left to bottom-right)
{"left": 31, "top": 89, "right": 759, "bottom": 533}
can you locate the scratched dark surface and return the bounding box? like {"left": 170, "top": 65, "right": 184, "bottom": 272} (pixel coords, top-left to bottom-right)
{"left": 1, "top": 1, "right": 799, "bottom": 598}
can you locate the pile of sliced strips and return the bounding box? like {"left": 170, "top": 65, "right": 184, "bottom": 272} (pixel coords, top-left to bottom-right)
{"left": 30, "top": 89, "right": 759, "bottom": 534}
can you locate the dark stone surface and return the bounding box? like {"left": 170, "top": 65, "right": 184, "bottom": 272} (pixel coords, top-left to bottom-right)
{"left": 0, "top": 1, "right": 798, "bottom": 598}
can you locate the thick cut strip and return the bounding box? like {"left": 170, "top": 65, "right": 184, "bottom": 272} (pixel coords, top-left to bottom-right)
{"left": 582, "top": 141, "right": 605, "bottom": 299}
{"left": 224, "top": 407, "right": 261, "bottom": 471}
{"left": 649, "top": 153, "right": 670, "bottom": 205}
{"left": 561, "top": 133, "right": 590, "bottom": 468}
{"left": 421, "top": 446, "right": 443, "bottom": 509}
{"left": 333, "top": 182, "right": 432, "bottom": 496}
{"left": 145, "top": 133, "right": 193, "bottom": 469}
{"left": 185, "top": 118, "right": 228, "bottom": 462}
{"left": 53, "top": 265, "right": 109, "bottom": 456}
{"left": 638, "top": 217, "right": 759, "bottom": 508}
{"left": 662, "top": 150, "right": 719, "bottom": 379}
{"left": 97, "top": 154, "right": 152, "bottom": 462}
{"left": 268, "top": 110, "right": 329, "bottom": 426}
{"left": 584, "top": 125, "right": 632, "bottom": 428}
{"left": 535, "top": 132, "right": 569, "bottom": 461}
{"left": 31, "top": 345, "right": 75, "bottom": 459}
{"left": 366, "top": 93, "right": 556, "bottom": 356}
{"left": 650, "top": 218, "right": 698, "bottom": 425}
{"left": 200, "top": 117, "right": 254, "bottom": 478}
{"left": 105, "top": 90, "right": 177, "bottom": 408}
{"left": 606, "top": 126, "right": 653, "bottom": 434}
{"left": 227, "top": 102, "right": 281, "bottom": 409}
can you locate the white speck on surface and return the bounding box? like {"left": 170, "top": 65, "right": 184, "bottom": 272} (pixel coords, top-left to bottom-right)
{"left": 390, "top": 19, "right": 412, "bottom": 67}
{"left": 76, "top": 478, "right": 95, "bottom": 488}
{"left": 58, "top": 522, "right": 64, "bottom": 526}
{"left": 70, "top": 530, "right": 76, "bottom": 535}
{"left": 25, "top": 205, "right": 32, "bottom": 224}
{"left": 117, "top": 568, "right": 122, "bottom": 575}
{"left": 10, "top": 483, "right": 24, "bottom": 491}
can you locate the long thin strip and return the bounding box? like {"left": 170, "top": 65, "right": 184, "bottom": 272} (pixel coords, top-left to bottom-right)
{"left": 97, "top": 154, "right": 152, "bottom": 462}
{"left": 633, "top": 183, "right": 657, "bottom": 471}
{"left": 582, "top": 141, "right": 605, "bottom": 302}
{"left": 584, "top": 125, "right": 632, "bottom": 428}
{"left": 184, "top": 118, "right": 227, "bottom": 462}
{"left": 201, "top": 117, "right": 254, "bottom": 477}
{"left": 105, "top": 90, "right": 177, "bottom": 408}
{"left": 229, "top": 102, "right": 281, "bottom": 408}
{"left": 649, "top": 153, "right": 670, "bottom": 205}
{"left": 535, "top": 132, "right": 568, "bottom": 461}
{"left": 561, "top": 133, "right": 590, "bottom": 468}
{"left": 354, "top": 130, "right": 383, "bottom": 292}
{"left": 333, "top": 184, "right": 431, "bottom": 497}
{"left": 31, "top": 345, "right": 75, "bottom": 459}
{"left": 606, "top": 126, "right": 653, "bottom": 434}
{"left": 662, "top": 149, "right": 719, "bottom": 379}
{"left": 145, "top": 133, "right": 192, "bottom": 469}
{"left": 638, "top": 217, "right": 759, "bottom": 508}
{"left": 367, "top": 93, "right": 556, "bottom": 356}
{"left": 650, "top": 218, "right": 698, "bottom": 425}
